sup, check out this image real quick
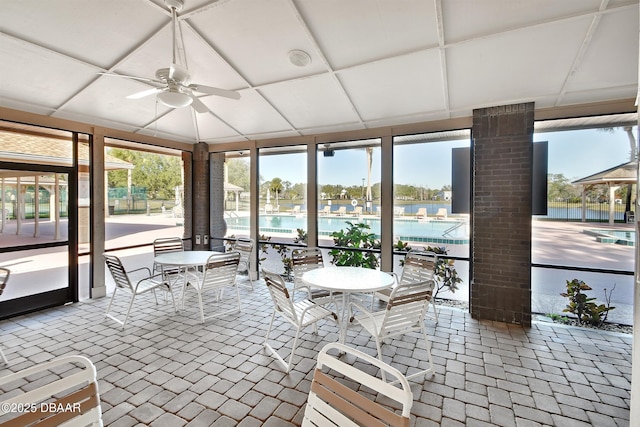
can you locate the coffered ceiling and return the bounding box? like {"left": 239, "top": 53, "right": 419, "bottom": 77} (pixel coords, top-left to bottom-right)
{"left": 0, "top": 0, "right": 637, "bottom": 144}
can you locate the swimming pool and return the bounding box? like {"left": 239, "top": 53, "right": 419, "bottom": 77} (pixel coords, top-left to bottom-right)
{"left": 585, "top": 229, "right": 635, "bottom": 246}
{"left": 226, "top": 215, "right": 469, "bottom": 244}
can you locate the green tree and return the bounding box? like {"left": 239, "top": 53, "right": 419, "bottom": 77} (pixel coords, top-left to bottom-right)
{"left": 226, "top": 158, "right": 250, "bottom": 191}
{"left": 270, "top": 177, "right": 283, "bottom": 199}
{"left": 548, "top": 173, "right": 579, "bottom": 201}
{"left": 107, "top": 148, "right": 182, "bottom": 199}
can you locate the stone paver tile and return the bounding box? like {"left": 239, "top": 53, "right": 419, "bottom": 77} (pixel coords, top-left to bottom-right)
{"left": 129, "top": 402, "right": 165, "bottom": 424}
{"left": 442, "top": 397, "right": 466, "bottom": 422}
{"left": 489, "top": 404, "right": 516, "bottom": 427}
{"left": 512, "top": 404, "right": 553, "bottom": 425}
{"left": 550, "top": 414, "right": 593, "bottom": 427}
{"left": 185, "top": 409, "right": 221, "bottom": 426}
{"left": 217, "top": 399, "right": 252, "bottom": 421}
{"left": 149, "top": 412, "right": 187, "bottom": 427}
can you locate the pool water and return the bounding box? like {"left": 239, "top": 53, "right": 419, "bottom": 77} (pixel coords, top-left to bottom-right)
{"left": 586, "top": 229, "right": 635, "bottom": 246}
{"left": 226, "top": 215, "right": 469, "bottom": 244}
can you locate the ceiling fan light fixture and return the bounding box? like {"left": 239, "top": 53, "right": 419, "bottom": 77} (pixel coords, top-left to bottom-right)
{"left": 157, "top": 90, "right": 192, "bottom": 108}
{"left": 288, "top": 49, "right": 312, "bottom": 67}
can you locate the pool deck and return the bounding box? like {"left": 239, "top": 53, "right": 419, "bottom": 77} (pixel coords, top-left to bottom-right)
{"left": 0, "top": 214, "right": 636, "bottom": 324}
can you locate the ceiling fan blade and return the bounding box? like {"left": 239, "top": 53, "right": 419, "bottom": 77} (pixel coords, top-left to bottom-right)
{"left": 169, "top": 63, "right": 190, "bottom": 84}
{"left": 189, "top": 95, "right": 210, "bottom": 114}
{"left": 189, "top": 84, "right": 241, "bottom": 100}
{"left": 126, "top": 87, "right": 164, "bottom": 100}
{"left": 97, "top": 72, "right": 163, "bottom": 85}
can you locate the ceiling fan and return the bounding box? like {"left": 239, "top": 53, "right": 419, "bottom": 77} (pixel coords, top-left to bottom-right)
{"left": 99, "top": 0, "right": 240, "bottom": 113}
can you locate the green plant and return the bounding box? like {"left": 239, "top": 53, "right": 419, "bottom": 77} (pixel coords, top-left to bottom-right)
{"left": 546, "top": 313, "right": 571, "bottom": 324}
{"left": 395, "top": 242, "right": 462, "bottom": 299}
{"left": 560, "top": 279, "right": 615, "bottom": 326}
{"left": 268, "top": 228, "right": 308, "bottom": 279}
{"left": 328, "top": 222, "right": 380, "bottom": 269}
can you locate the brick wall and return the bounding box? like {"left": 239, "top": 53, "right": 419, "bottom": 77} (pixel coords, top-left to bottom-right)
{"left": 191, "top": 143, "right": 209, "bottom": 250}
{"left": 182, "top": 151, "right": 193, "bottom": 250}
{"left": 210, "top": 153, "right": 226, "bottom": 252}
{"left": 471, "top": 103, "right": 534, "bottom": 326}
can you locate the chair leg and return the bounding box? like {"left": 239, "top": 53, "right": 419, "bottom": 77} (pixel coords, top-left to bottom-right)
{"left": 165, "top": 284, "right": 178, "bottom": 313}
{"left": 431, "top": 302, "right": 439, "bottom": 325}
{"left": 373, "top": 336, "right": 386, "bottom": 382}
{"left": 264, "top": 311, "right": 295, "bottom": 372}
{"left": 247, "top": 266, "right": 254, "bottom": 290}
{"left": 104, "top": 288, "right": 118, "bottom": 320}
{"left": 0, "top": 345, "right": 8, "bottom": 365}
{"left": 286, "top": 326, "right": 303, "bottom": 373}
{"left": 121, "top": 293, "right": 137, "bottom": 330}
{"left": 264, "top": 311, "right": 276, "bottom": 346}
{"left": 197, "top": 290, "right": 205, "bottom": 323}
{"left": 400, "top": 327, "right": 435, "bottom": 384}
{"left": 180, "top": 282, "right": 188, "bottom": 311}
{"left": 234, "top": 284, "right": 242, "bottom": 313}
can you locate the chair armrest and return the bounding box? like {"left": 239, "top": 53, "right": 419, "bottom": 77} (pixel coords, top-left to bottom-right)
{"left": 292, "top": 283, "right": 314, "bottom": 299}
{"left": 349, "top": 300, "right": 377, "bottom": 323}
{"left": 127, "top": 266, "right": 152, "bottom": 276}
{"left": 133, "top": 273, "right": 166, "bottom": 292}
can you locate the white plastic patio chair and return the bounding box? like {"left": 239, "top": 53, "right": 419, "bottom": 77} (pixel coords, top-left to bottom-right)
{"left": 262, "top": 269, "right": 338, "bottom": 373}
{"left": 302, "top": 342, "right": 413, "bottom": 427}
{"left": 0, "top": 267, "right": 9, "bottom": 365}
{"left": 350, "top": 279, "right": 435, "bottom": 383}
{"left": 0, "top": 355, "right": 103, "bottom": 426}
{"left": 153, "top": 237, "right": 185, "bottom": 282}
{"left": 375, "top": 251, "right": 439, "bottom": 324}
{"left": 231, "top": 237, "right": 254, "bottom": 289}
{"left": 182, "top": 251, "right": 241, "bottom": 323}
{"left": 104, "top": 254, "right": 177, "bottom": 330}
{"left": 291, "top": 247, "right": 333, "bottom": 301}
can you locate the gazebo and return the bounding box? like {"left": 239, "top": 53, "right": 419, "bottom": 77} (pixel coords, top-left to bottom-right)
{"left": 0, "top": 130, "right": 133, "bottom": 239}
{"left": 572, "top": 161, "right": 637, "bottom": 224}
{"left": 224, "top": 182, "right": 244, "bottom": 213}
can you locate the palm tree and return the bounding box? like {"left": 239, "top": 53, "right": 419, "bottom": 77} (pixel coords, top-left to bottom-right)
{"left": 270, "top": 177, "right": 283, "bottom": 206}
{"left": 365, "top": 147, "right": 373, "bottom": 211}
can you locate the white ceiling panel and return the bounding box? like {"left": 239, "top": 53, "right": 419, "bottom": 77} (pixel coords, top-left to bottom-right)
{"left": 447, "top": 17, "right": 593, "bottom": 110}
{"left": 0, "top": 0, "right": 167, "bottom": 69}
{"left": 296, "top": 0, "right": 439, "bottom": 69}
{"left": 339, "top": 50, "right": 446, "bottom": 122}
{"left": 113, "top": 24, "right": 247, "bottom": 93}
{"left": 189, "top": 0, "right": 327, "bottom": 86}
{"left": 153, "top": 107, "right": 198, "bottom": 140}
{"left": 563, "top": 7, "right": 639, "bottom": 94}
{"left": 442, "top": 0, "right": 602, "bottom": 43}
{"left": 560, "top": 85, "right": 639, "bottom": 107}
{"left": 194, "top": 112, "right": 241, "bottom": 142}
{"left": 62, "top": 77, "right": 169, "bottom": 127}
{"left": 0, "top": 35, "right": 99, "bottom": 108}
{"left": 259, "top": 74, "right": 360, "bottom": 129}
{"left": 201, "top": 90, "right": 292, "bottom": 136}
{"left": 0, "top": 0, "right": 637, "bottom": 144}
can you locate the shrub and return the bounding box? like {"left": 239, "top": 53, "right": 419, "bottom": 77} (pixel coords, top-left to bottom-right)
{"left": 328, "top": 222, "right": 380, "bottom": 269}
{"left": 560, "top": 279, "right": 615, "bottom": 326}
{"left": 395, "top": 241, "right": 461, "bottom": 299}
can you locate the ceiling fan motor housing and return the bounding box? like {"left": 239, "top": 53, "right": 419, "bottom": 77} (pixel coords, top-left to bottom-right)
{"left": 164, "top": 0, "right": 183, "bottom": 12}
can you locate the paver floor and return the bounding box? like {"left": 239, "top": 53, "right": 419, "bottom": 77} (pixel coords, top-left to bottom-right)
{"left": 0, "top": 277, "right": 632, "bottom": 426}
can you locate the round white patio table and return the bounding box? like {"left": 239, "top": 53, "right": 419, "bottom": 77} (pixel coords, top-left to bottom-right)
{"left": 154, "top": 251, "right": 223, "bottom": 308}
{"left": 154, "top": 250, "right": 222, "bottom": 268}
{"left": 301, "top": 266, "right": 395, "bottom": 345}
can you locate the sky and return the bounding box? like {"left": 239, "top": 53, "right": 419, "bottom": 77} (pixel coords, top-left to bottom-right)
{"left": 256, "top": 127, "right": 636, "bottom": 190}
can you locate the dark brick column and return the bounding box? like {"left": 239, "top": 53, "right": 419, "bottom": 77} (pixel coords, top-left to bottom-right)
{"left": 471, "top": 103, "right": 534, "bottom": 326}
{"left": 182, "top": 151, "right": 193, "bottom": 249}
{"left": 210, "top": 153, "right": 226, "bottom": 252}
{"left": 191, "top": 143, "right": 209, "bottom": 250}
